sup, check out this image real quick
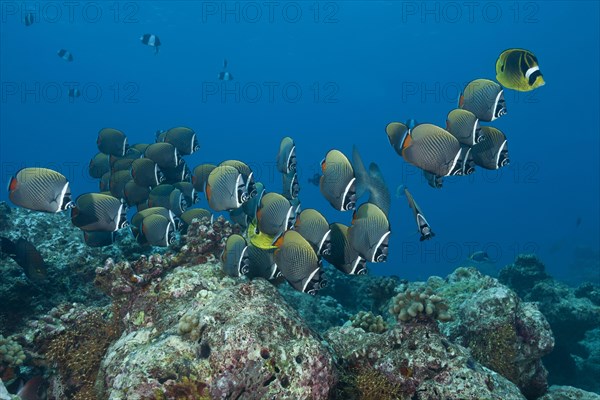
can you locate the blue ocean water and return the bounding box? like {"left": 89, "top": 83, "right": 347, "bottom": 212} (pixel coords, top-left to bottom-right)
{"left": 0, "top": 1, "right": 598, "bottom": 283}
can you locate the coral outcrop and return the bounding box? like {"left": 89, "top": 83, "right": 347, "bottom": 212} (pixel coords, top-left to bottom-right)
{"left": 326, "top": 321, "right": 527, "bottom": 400}
{"left": 349, "top": 311, "right": 387, "bottom": 333}
{"left": 388, "top": 286, "right": 452, "bottom": 322}
{"left": 433, "top": 267, "right": 554, "bottom": 399}
{"left": 538, "top": 385, "right": 600, "bottom": 400}
{"left": 499, "top": 255, "right": 600, "bottom": 394}
{"left": 0, "top": 335, "right": 25, "bottom": 385}
{"left": 96, "top": 263, "right": 337, "bottom": 399}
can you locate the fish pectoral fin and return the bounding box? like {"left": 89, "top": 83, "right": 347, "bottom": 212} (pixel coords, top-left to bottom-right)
{"left": 71, "top": 213, "right": 100, "bottom": 227}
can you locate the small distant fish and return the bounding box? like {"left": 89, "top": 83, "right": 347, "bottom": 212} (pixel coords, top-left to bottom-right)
{"left": 68, "top": 88, "right": 81, "bottom": 98}
{"left": 403, "top": 187, "right": 435, "bottom": 241}
{"left": 57, "top": 49, "right": 73, "bottom": 62}
{"left": 576, "top": 217, "right": 582, "bottom": 228}
{"left": 459, "top": 79, "right": 506, "bottom": 122}
{"left": 496, "top": 48, "right": 545, "bottom": 92}
{"left": 140, "top": 33, "right": 161, "bottom": 54}
{"left": 218, "top": 58, "right": 234, "bottom": 80}
{"left": 0, "top": 237, "right": 47, "bottom": 283}
{"left": 218, "top": 71, "right": 234, "bottom": 81}
{"left": 469, "top": 251, "right": 491, "bottom": 262}
{"left": 8, "top": 167, "right": 73, "bottom": 213}
{"left": 24, "top": 13, "right": 34, "bottom": 26}
{"left": 307, "top": 173, "right": 320, "bottom": 186}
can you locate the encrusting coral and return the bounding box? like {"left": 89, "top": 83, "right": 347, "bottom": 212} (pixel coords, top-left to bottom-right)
{"left": 0, "top": 334, "right": 25, "bottom": 385}
{"left": 349, "top": 311, "right": 387, "bottom": 333}
{"left": 389, "top": 286, "right": 452, "bottom": 322}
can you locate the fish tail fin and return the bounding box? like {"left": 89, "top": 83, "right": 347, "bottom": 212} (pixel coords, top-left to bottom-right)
{"left": 352, "top": 145, "right": 370, "bottom": 199}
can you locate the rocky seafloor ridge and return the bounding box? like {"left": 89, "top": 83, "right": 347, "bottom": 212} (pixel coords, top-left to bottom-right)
{"left": 1, "top": 203, "right": 599, "bottom": 400}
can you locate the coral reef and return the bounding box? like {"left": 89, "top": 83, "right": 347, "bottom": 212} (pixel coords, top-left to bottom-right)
{"left": 325, "top": 321, "right": 527, "bottom": 400}
{"left": 499, "top": 255, "right": 600, "bottom": 394}
{"left": 0, "top": 202, "right": 164, "bottom": 335}
{"left": 96, "top": 264, "right": 337, "bottom": 399}
{"left": 435, "top": 267, "right": 554, "bottom": 399}
{"left": 498, "top": 254, "right": 552, "bottom": 298}
{"left": 278, "top": 284, "right": 350, "bottom": 333}
{"left": 575, "top": 282, "right": 600, "bottom": 306}
{"left": 538, "top": 385, "right": 600, "bottom": 400}
{"left": 388, "top": 286, "right": 452, "bottom": 322}
{"left": 349, "top": 311, "right": 387, "bottom": 333}
{"left": 170, "top": 216, "right": 236, "bottom": 267}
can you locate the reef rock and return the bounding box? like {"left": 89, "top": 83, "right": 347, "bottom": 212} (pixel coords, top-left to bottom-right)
{"left": 325, "top": 321, "right": 526, "bottom": 400}
{"left": 538, "top": 385, "right": 600, "bottom": 400}
{"left": 96, "top": 262, "right": 337, "bottom": 399}
{"left": 499, "top": 255, "right": 600, "bottom": 394}
{"left": 431, "top": 267, "right": 554, "bottom": 399}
